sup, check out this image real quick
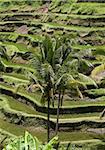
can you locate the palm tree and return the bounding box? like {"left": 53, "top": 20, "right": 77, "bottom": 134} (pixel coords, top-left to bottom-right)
{"left": 29, "top": 34, "right": 97, "bottom": 138}
{"left": 55, "top": 71, "right": 97, "bottom": 135}
{"left": 54, "top": 49, "right": 97, "bottom": 135}
{"left": 29, "top": 35, "right": 56, "bottom": 142}
{"left": 30, "top": 35, "right": 72, "bottom": 141}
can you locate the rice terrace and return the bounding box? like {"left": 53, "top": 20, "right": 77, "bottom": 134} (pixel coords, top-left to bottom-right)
{"left": 1, "top": 0, "right": 105, "bottom": 149}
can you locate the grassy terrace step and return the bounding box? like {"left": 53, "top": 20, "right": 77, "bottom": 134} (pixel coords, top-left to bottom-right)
{"left": 0, "top": 94, "right": 39, "bottom": 115}
{"left": 53, "top": 97, "right": 105, "bottom": 108}
{"left": 1, "top": 58, "right": 35, "bottom": 73}
{"left": 1, "top": 82, "right": 105, "bottom": 110}
{"left": 0, "top": 94, "right": 99, "bottom": 121}
{"left": 0, "top": 42, "right": 30, "bottom": 54}
{"left": 0, "top": 118, "right": 24, "bottom": 137}
{"left": 57, "top": 116, "right": 104, "bottom": 123}
{"left": 0, "top": 1, "right": 105, "bottom": 16}
{"left": 2, "top": 96, "right": 105, "bottom": 130}
{"left": 56, "top": 2, "right": 105, "bottom": 15}
{"left": 1, "top": 21, "right": 105, "bottom": 32}
{"left": 44, "top": 22, "right": 105, "bottom": 31}
{"left": 0, "top": 31, "right": 105, "bottom": 47}
{"left": 0, "top": 93, "right": 101, "bottom": 120}
{"left": 1, "top": 81, "right": 105, "bottom": 108}
{"left": 0, "top": 82, "right": 41, "bottom": 106}
{"left": 0, "top": 13, "right": 105, "bottom": 32}
{"left": 0, "top": 73, "right": 30, "bottom": 84}
{"left": 1, "top": 13, "right": 105, "bottom": 20}
{"left": 0, "top": 115, "right": 104, "bottom": 144}
{"left": 0, "top": 94, "right": 100, "bottom": 118}
{"left": 0, "top": 118, "right": 99, "bottom": 143}
{"left": 86, "top": 89, "right": 105, "bottom": 98}
{"left": 61, "top": 139, "right": 102, "bottom": 149}
{"left": 1, "top": 93, "right": 104, "bottom": 132}
{"left": 1, "top": 14, "right": 105, "bottom": 29}
{"left": 0, "top": 32, "right": 43, "bottom": 43}
{"left": 72, "top": 44, "right": 105, "bottom": 51}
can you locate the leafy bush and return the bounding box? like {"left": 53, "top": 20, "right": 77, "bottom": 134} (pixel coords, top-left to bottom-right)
{"left": 3, "top": 131, "right": 58, "bottom": 150}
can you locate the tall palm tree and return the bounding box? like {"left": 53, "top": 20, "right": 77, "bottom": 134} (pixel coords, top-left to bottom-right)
{"left": 54, "top": 48, "right": 98, "bottom": 135}
{"left": 30, "top": 34, "right": 97, "bottom": 138}
{"left": 55, "top": 71, "right": 97, "bottom": 135}
{"left": 30, "top": 35, "right": 72, "bottom": 141}
{"left": 30, "top": 35, "right": 56, "bottom": 142}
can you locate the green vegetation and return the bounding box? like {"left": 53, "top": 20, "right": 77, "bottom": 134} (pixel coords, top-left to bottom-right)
{"left": 3, "top": 132, "right": 58, "bottom": 150}
{"left": 86, "top": 88, "right": 105, "bottom": 97}
{"left": 1, "top": 0, "right": 105, "bottom": 149}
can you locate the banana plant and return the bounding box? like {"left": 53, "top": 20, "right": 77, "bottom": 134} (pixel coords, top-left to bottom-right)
{"left": 3, "top": 131, "right": 58, "bottom": 150}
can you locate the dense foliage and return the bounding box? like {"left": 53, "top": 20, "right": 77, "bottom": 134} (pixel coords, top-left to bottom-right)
{"left": 3, "top": 132, "right": 58, "bottom": 150}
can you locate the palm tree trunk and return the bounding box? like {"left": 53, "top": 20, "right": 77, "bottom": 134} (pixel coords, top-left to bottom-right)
{"left": 47, "top": 89, "right": 50, "bottom": 142}
{"left": 52, "top": 87, "right": 55, "bottom": 107}
{"left": 60, "top": 90, "right": 65, "bottom": 106}
{"left": 55, "top": 90, "right": 61, "bottom": 135}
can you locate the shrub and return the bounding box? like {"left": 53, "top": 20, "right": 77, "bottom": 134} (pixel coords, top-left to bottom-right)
{"left": 3, "top": 131, "right": 58, "bottom": 150}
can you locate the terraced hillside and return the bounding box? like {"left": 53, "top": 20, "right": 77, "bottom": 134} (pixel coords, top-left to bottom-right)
{"left": 1, "top": 0, "right": 105, "bottom": 149}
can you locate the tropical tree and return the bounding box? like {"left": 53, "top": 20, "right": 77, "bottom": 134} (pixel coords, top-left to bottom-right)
{"left": 29, "top": 35, "right": 72, "bottom": 141}
{"left": 29, "top": 35, "right": 55, "bottom": 142}
{"left": 55, "top": 71, "right": 97, "bottom": 135}
{"left": 29, "top": 34, "right": 97, "bottom": 137}
{"left": 54, "top": 47, "right": 97, "bottom": 135}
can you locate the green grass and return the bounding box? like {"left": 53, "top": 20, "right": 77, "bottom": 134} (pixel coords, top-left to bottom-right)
{"left": 0, "top": 93, "right": 101, "bottom": 121}
{"left": 44, "top": 22, "right": 105, "bottom": 32}
{"left": 0, "top": 92, "right": 104, "bottom": 124}
{"left": 0, "top": 118, "right": 25, "bottom": 136}
{"left": 0, "top": 42, "right": 30, "bottom": 53}
{"left": 0, "top": 92, "right": 103, "bottom": 122}
{"left": 1, "top": 20, "right": 105, "bottom": 32}
{"left": 72, "top": 44, "right": 105, "bottom": 51}
{"left": 1, "top": 81, "right": 105, "bottom": 109}
{"left": 86, "top": 89, "right": 105, "bottom": 97}
{"left": 0, "top": 82, "right": 42, "bottom": 105}
{"left": 1, "top": 12, "right": 105, "bottom": 20}
{"left": 0, "top": 118, "right": 98, "bottom": 142}
{"left": 0, "top": 94, "right": 38, "bottom": 115}
{"left": 58, "top": 131, "right": 95, "bottom": 142}
{"left": 0, "top": 94, "right": 100, "bottom": 119}
{"left": 1, "top": 58, "right": 35, "bottom": 73}
{"left": 1, "top": 93, "right": 103, "bottom": 120}
{"left": 50, "top": 97, "right": 105, "bottom": 108}
{"left": 1, "top": 73, "right": 30, "bottom": 84}
{"left": 0, "top": 32, "right": 43, "bottom": 42}
{"left": 72, "top": 3, "right": 105, "bottom": 15}
{"left": 0, "top": 1, "right": 105, "bottom": 16}
{"left": 0, "top": 93, "right": 103, "bottom": 124}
